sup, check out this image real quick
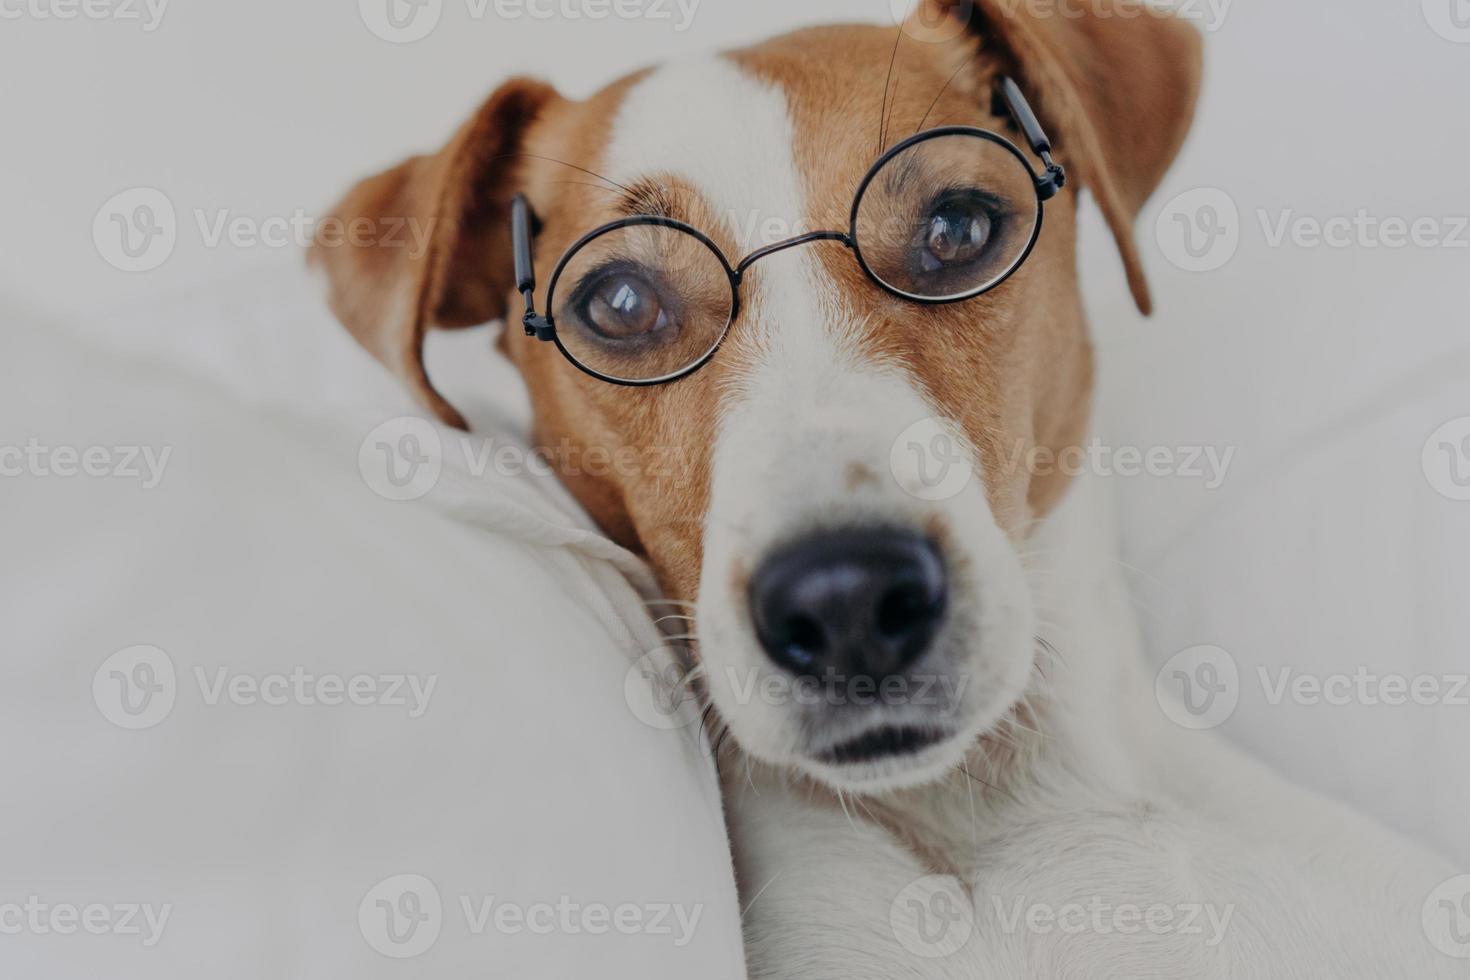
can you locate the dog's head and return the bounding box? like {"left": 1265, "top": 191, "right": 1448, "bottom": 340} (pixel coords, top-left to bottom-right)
{"left": 316, "top": 0, "right": 1200, "bottom": 794}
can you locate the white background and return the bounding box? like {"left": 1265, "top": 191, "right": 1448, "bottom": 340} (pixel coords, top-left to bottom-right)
{"left": 2, "top": 0, "right": 1467, "bottom": 863}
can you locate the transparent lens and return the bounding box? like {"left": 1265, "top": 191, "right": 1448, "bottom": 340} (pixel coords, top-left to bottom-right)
{"left": 853, "top": 132, "right": 1040, "bottom": 301}
{"left": 550, "top": 221, "right": 735, "bottom": 383}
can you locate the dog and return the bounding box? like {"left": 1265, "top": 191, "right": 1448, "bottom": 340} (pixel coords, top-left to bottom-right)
{"left": 313, "top": 2, "right": 1467, "bottom": 975}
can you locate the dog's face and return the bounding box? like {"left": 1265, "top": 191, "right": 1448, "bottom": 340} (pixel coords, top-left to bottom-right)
{"left": 318, "top": 2, "right": 1200, "bottom": 794}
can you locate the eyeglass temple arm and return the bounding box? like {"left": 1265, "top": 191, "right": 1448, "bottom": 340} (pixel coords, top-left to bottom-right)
{"left": 512, "top": 194, "right": 556, "bottom": 341}
{"left": 999, "top": 77, "right": 1066, "bottom": 202}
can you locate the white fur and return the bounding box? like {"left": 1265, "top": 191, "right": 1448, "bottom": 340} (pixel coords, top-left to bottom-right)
{"left": 603, "top": 57, "right": 1466, "bottom": 978}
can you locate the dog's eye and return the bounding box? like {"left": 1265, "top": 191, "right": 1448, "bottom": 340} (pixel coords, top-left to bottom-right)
{"left": 912, "top": 192, "right": 999, "bottom": 276}
{"left": 578, "top": 270, "right": 670, "bottom": 341}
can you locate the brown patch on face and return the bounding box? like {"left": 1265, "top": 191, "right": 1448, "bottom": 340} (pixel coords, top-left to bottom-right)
{"left": 498, "top": 81, "right": 728, "bottom": 601}
{"left": 846, "top": 461, "right": 879, "bottom": 491}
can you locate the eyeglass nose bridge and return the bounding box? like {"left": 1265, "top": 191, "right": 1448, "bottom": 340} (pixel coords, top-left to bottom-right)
{"left": 731, "top": 230, "right": 854, "bottom": 281}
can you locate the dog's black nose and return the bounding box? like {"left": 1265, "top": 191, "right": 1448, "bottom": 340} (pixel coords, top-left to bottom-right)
{"left": 749, "top": 528, "right": 947, "bottom": 679}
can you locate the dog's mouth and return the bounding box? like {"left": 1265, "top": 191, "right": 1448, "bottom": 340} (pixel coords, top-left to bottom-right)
{"left": 814, "top": 725, "right": 953, "bottom": 766}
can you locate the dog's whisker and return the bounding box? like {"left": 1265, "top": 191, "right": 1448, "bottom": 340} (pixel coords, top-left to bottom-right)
{"left": 1034, "top": 635, "right": 1067, "bottom": 667}
{"left": 493, "top": 151, "right": 635, "bottom": 194}
{"left": 877, "top": 26, "right": 905, "bottom": 159}
{"left": 739, "top": 871, "right": 783, "bottom": 923}
{"left": 544, "top": 179, "right": 624, "bottom": 196}
{"left": 915, "top": 58, "right": 970, "bottom": 134}
{"left": 835, "top": 787, "right": 862, "bottom": 837}
{"left": 957, "top": 760, "right": 1021, "bottom": 807}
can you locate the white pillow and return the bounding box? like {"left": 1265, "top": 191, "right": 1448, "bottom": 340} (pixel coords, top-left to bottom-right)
{"left": 0, "top": 307, "right": 745, "bottom": 978}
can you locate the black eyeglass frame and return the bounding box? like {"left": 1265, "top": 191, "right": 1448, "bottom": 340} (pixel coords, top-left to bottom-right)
{"left": 513, "top": 76, "right": 1065, "bottom": 388}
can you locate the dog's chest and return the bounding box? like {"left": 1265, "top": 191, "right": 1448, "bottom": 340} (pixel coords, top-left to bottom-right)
{"left": 729, "top": 778, "right": 1443, "bottom": 980}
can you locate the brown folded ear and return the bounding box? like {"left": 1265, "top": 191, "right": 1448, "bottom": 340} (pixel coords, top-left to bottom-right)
{"left": 311, "top": 77, "right": 560, "bottom": 428}
{"left": 921, "top": 0, "right": 1203, "bottom": 314}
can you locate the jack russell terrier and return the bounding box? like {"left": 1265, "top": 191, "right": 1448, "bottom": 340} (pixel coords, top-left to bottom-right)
{"left": 314, "top": 1, "right": 1466, "bottom": 975}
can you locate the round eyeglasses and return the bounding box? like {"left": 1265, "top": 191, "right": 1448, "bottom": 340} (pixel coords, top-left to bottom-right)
{"left": 513, "top": 77, "right": 1066, "bottom": 387}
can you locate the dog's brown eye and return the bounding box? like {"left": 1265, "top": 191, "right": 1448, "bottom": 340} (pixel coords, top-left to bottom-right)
{"left": 582, "top": 272, "right": 668, "bottom": 340}
{"left": 915, "top": 195, "right": 995, "bottom": 274}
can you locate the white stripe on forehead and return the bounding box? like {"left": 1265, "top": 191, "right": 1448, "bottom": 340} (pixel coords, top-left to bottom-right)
{"left": 599, "top": 55, "right": 866, "bottom": 384}
{"left": 600, "top": 56, "right": 805, "bottom": 256}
